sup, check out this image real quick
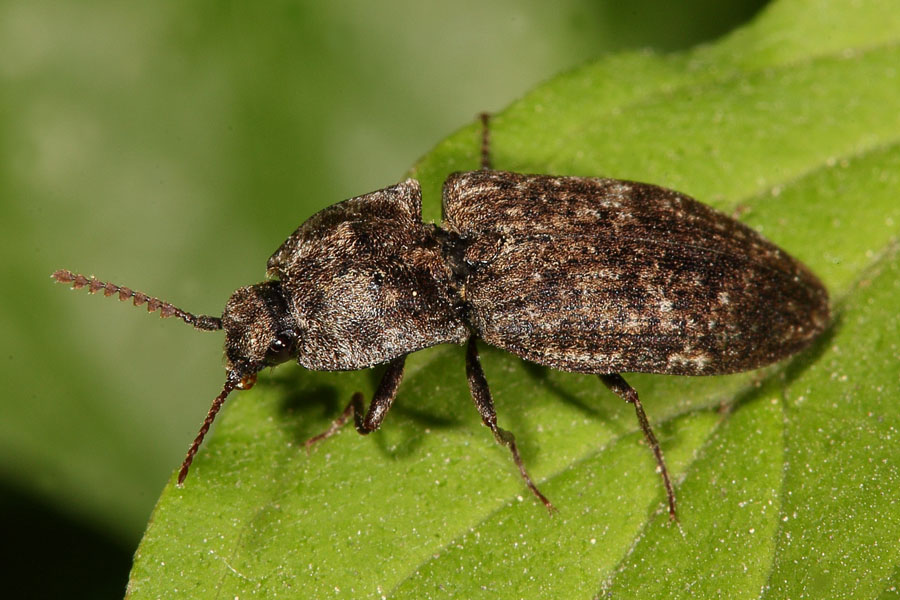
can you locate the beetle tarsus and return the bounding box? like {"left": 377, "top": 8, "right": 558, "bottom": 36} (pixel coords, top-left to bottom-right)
{"left": 304, "top": 393, "right": 362, "bottom": 452}
{"left": 493, "top": 425, "right": 557, "bottom": 513}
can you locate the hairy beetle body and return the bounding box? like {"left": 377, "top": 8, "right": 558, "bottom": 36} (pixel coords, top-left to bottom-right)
{"left": 54, "top": 116, "right": 828, "bottom": 519}
{"left": 264, "top": 170, "right": 828, "bottom": 380}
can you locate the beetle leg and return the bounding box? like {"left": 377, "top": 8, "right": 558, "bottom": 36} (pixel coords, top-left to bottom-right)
{"left": 599, "top": 373, "right": 677, "bottom": 521}
{"left": 466, "top": 337, "right": 555, "bottom": 512}
{"left": 305, "top": 355, "right": 406, "bottom": 450}
{"left": 479, "top": 112, "right": 492, "bottom": 170}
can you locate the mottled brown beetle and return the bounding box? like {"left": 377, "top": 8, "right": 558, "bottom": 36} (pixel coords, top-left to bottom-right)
{"left": 53, "top": 115, "right": 829, "bottom": 519}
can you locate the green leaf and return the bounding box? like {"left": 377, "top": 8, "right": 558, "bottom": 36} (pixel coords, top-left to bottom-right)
{"left": 128, "top": 0, "right": 900, "bottom": 597}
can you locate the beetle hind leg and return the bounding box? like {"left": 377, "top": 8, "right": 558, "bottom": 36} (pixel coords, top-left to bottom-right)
{"left": 305, "top": 355, "right": 406, "bottom": 451}
{"left": 466, "top": 337, "right": 556, "bottom": 513}
{"left": 478, "top": 112, "right": 492, "bottom": 170}
{"left": 599, "top": 373, "right": 677, "bottom": 521}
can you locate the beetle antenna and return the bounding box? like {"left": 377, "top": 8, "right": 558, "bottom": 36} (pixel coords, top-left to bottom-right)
{"left": 52, "top": 269, "right": 222, "bottom": 331}
{"left": 177, "top": 377, "right": 237, "bottom": 485}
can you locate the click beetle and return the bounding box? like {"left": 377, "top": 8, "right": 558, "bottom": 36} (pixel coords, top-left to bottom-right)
{"left": 54, "top": 114, "right": 829, "bottom": 519}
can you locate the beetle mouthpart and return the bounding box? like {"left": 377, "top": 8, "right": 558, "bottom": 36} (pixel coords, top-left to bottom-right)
{"left": 52, "top": 269, "right": 223, "bottom": 331}
{"left": 238, "top": 373, "right": 257, "bottom": 390}
{"left": 177, "top": 377, "right": 238, "bottom": 485}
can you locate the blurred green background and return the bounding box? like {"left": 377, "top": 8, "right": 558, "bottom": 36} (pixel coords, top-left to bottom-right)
{"left": 0, "top": 0, "right": 766, "bottom": 596}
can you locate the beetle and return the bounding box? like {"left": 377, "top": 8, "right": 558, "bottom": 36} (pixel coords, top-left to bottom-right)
{"left": 53, "top": 115, "right": 829, "bottom": 519}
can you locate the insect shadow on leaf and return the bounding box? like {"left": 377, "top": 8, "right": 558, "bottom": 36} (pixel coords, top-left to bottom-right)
{"left": 272, "top": 362, "right": 465, "bottom": 461}
{"left": 518, "top": 359, "right": 609, "bottom": 421}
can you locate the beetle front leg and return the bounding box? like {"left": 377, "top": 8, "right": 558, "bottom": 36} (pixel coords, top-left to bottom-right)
{"left": 305, "top": 355, "right": 406, "bottom": 450}
{"left": 599, "top": 373, "right": 677, "bottom": 521}
{"left": 466, "top": 337, "right": 555, "bottom": 512}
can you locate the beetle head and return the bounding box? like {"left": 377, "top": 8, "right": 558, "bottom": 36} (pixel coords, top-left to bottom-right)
{"left": 222, "top": 280, "right": 298, "bottom": 380}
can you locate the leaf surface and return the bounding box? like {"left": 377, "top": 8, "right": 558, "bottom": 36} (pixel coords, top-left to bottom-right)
{"left": 128, "top": 1, "right": 900, "bottom": 597}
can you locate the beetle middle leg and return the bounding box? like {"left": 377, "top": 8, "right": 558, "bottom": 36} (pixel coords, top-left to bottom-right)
{"left": 599, "top": 373, "right": 677, "bottom": 521}
{"left": 466, "top": 337, "right": 555, "bottom": 512}
{"left": 305, "top": 355, "right": 406, "bottom": 449}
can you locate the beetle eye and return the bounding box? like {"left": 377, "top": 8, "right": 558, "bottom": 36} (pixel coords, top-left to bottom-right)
{"left": 265, "top": 331, "right": 296, "bottom": 365}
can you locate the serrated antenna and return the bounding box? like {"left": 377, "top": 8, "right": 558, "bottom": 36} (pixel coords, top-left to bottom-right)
{"left": 52, "top": 269, "right": 223, "bottom": 331}
{"left": 177, "top": 376, "right": 237, "bottom": 484}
